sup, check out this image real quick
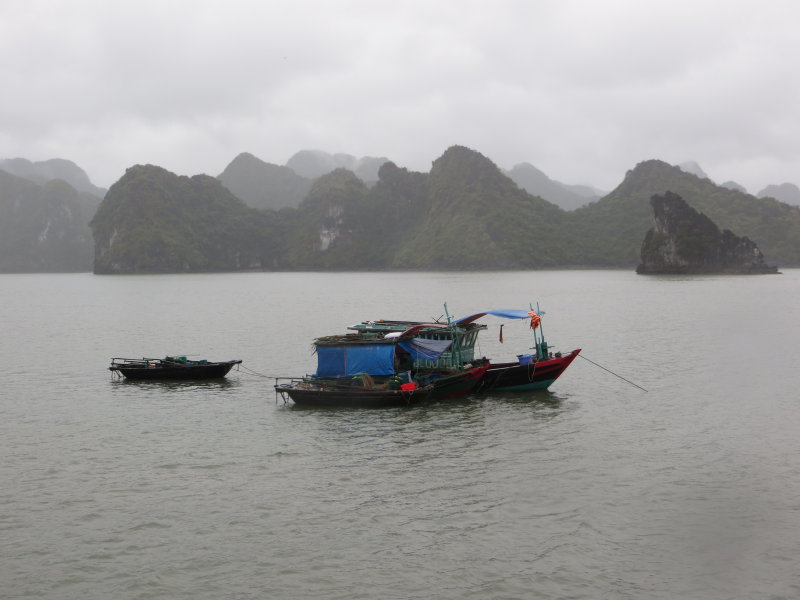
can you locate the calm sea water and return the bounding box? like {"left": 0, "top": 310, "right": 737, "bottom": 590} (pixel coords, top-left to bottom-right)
{"left": 1, "top": 270, "right": 799, "bottom": 600}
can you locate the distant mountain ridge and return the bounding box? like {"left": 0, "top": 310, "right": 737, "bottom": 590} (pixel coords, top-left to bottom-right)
{"left": 285, "top": 150, "right": 390, "bottom": 182}
{"left": 568, "top": 158, "right": 800, "bottom": 267}
{"left": 757, "top": 182, "right": 800, "bottom": 206}
{"left": 5, "top": 147, "right": 800, "bottom": 272}
{"left": 676, "top": 160, "right": 710, "bottom": 180}
{"left": 0, "top": 157, "right": 107, "bottom": 198}
{"left": 217, "top": 152, "right": 311, "bottom": 210}
{"left": 214, "top": 151, "right": 605, "bottom": 212}
{"left": 504, "top": 162, "right": 602, "bottom": 210}
{"left": 0, "top": 170, "right": 97, "bottom": 272}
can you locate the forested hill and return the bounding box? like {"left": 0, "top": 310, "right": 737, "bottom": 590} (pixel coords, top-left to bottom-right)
{"left": 568, "top": 159, "right": 800, "bottom": 266}
{"left": 288, "top": 150, "right": 800, "bottom": 269}
{"left": 90, "top": 165, "right": 282, "bottom": 274}
{"left": 0, "top": 169, "right": 98, "bottom": 272}
{"left": 86, "top": 148, "right": 800, "bottom": 273}
{"left": 276, "top": 146, "right": 572, "bottom": 269}
{"left": 392, "top": 146, "right": 569, "bottom": 268}
{"left": 0, "top": 157, "right": 107, "bottom": 198}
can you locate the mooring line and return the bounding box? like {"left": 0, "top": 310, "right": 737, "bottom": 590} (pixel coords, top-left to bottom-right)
{"left": 238, "top": 365, "right": 285, "bottom": 379}
{"left": 578, "top": 354, "right": 648, "bottom": 392}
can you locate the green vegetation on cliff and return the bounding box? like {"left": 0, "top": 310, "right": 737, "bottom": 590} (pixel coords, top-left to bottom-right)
{"left": 570, "top": 160, "right": 800, "bottom": 266}
{"left": 281, "top": 168, "right": 371, "bottom": 268}
{"left": 280, "top": 150, "right": 799, "bottom": 270}
{"left": 0, "top": 170, "right": 97, "bottom": 272}
{"left": 276, "top": 147, "right": 572, "bottom": 269}
{"left": 394, "top": 146, "right": 568, "bottom": 268}
{"left": 91, "top": 165, "right": 280, "bottom": 273}
{"left": 84, "top": 148, "right": 800, "bottom": 273}
{"left": 637, "top": 191, "right": 777, "bottom": 274}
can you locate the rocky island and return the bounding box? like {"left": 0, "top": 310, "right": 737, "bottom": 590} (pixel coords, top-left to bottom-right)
{"left": 636, "top": 191, "right": 779, "bottom": 275}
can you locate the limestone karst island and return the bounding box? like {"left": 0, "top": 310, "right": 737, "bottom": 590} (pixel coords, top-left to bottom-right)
{"left": 637, "top": 192, "right": 779, "bottom": 275}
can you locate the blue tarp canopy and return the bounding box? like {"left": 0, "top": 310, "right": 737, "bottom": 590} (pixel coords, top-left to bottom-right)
{"left": 455, "top": 309, "right": 532, "bottom": 326}
{"left": 315, "top": 343, "right": 395, "bottom": 377}
{"left": 314, "top": 337, "right": 454, "bottom": 377}
{"left": 398, "top": 337, "right": 453, "bottom": 361}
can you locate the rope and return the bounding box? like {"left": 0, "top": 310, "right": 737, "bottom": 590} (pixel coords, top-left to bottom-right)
{"left": 526, "top": 358, "right": 537, "bottom": 382}
{"left": 578, "top": 354, "right": 648, "bottom": 392}
{"left": 237, "top": 365, "right": 305, "bottom": 380}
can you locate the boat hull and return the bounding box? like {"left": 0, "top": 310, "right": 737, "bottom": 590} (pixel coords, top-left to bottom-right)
{"left": 275, "top": 362, "right": 489, "bottom": 407}
{"left": 478, "top": 349, "right": 580, "bottom": 392}
{"left": 275, "top": 382, "right": 435, "bottom": 408}
{"left": 422, "top": 361, "right": 491, "bottom": 399}
{"left": 110, "top": 360, "right": 242, "bottom": 380}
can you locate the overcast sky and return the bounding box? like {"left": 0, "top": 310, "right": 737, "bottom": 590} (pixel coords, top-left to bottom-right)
{"left": 1, "top": 0, "right": 798, "bottom": 194}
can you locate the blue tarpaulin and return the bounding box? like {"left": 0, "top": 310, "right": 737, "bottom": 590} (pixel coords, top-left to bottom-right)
{"left": 455, "top": 309, "right": 532, "bottom": 325}
{"left": 398, "top": 337, "right": 453, "bottom": 361}
{"left": 315, "top": 343, "right": 395, "bottom": 377}
{"left": 314, "top": 337, "right": 454, "bottom": 377}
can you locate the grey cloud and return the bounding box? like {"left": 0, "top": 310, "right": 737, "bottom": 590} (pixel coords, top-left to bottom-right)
{"left": 1, "top": 0, "right": 798, "bottom": 193}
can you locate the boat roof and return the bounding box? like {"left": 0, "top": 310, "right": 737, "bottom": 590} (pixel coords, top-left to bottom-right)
{"left": 454, "top": 309, "right": 535, "bottom": 325}
{"left": 314, "top": 333, "right": 397, "bottom": 346}
{"left": 347, "top": 319, "right": 486, "bottom": 334}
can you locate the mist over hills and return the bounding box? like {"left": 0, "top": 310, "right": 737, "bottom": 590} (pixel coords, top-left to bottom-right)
{"left": 286, "top": 150, "right": 391, "bottom": 182}
{"left": 217, "top": 152, "right": 311, "bottom": 210}
{"left": 677, "top": 160, "right": 710, "bottom": 180}
{"left": 3, "top": 146, "right": 800, "bottom": 272}
{"left": 504, "top": 163, "right": 603, "bottom": 210}
{"left": 217, "top": 150, "right": 605, "bottom": 212}
{"left": 757, "top": 182, "right": 800, "bottom": 206}
{"left": 0, "top": 169, "right": 99, "bottom": 272}
{"left": 215, "top": 150, "right": 605, "bottom": 212}
{"left": 675, "top": 159, "right": 800, "bottom": 207}
{"left": 0, "top": 158, "right": 107, "bottom": 198}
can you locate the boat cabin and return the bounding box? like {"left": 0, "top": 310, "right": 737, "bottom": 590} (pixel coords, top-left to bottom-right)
{"left": 345, "top": 319, "right": 486, "bottom": 370}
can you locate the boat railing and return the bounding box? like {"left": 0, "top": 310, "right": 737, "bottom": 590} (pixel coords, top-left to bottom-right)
{"left": 109, "top": 357, "right": 221, "bottom": 368}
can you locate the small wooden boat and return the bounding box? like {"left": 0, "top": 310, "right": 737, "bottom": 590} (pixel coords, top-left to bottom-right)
{"left": 275, "top": 361, "right": 490, "bottom": 408}
{"left": 454, "top": 308, "right": 580, "bottom": 392}
{"left": 274, "top": 310, "right": 491, "bottom": 407}
{"left": 109, "top": 356, "right": 242, "bottom": 380}
{"left": 478, "top": 349, "right": 581, "bottom": 392}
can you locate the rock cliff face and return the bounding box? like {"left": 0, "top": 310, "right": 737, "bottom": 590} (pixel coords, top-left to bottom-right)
{"left": 91, "top": 165, "right": 277, "bottom": 274}
{"left": 0, "top": 170, "right": 96, "bottom": 272}
{"left": 637, "top": 192, "right": 778, "bottom": 274}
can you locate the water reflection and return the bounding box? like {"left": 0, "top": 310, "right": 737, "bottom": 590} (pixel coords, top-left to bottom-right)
{"left": 480, "top": 388, "right": 565, "bottom": 405}
{"left": 110, "top": 377, "right": 240, "bottom": 394}
{"left": 283, "top": 389, "right": 567, "bottom": 413}
{"left": 279, "top": 390, "right": 572, "bottom": 449}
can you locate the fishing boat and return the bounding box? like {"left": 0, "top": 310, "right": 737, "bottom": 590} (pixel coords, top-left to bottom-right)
{"left": 349, "top": 306, "right": 580, "bottom": 392}
{"left": 478, "top": 349, "right": 581, "bottom": 391}
{"left": 109, "top": 356, "right": 242, "bottom": 380}
{"left": 454, "top": 308, "right": 581, "bottom": 392}
{"left": 274, "top": 316, "right": 491, "bottom": 407}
